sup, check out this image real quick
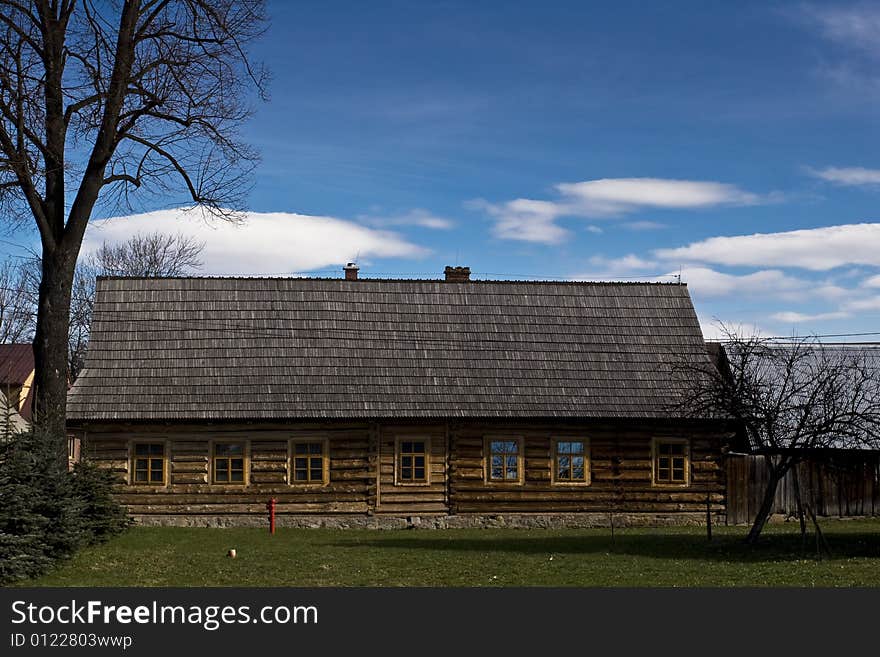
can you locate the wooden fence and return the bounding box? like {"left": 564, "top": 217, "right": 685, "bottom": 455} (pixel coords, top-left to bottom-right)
{"left": 725, "top": 451, "right": 880, "bottom": 525}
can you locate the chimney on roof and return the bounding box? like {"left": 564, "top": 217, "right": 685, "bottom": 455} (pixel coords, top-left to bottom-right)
{"left": 444, "top": 266, "right": 471, "bottom": 282}
{"left": 343, "top": 262, "right": 359, "bottom": 281}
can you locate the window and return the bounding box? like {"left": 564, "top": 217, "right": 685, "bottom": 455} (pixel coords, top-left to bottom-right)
{"left": 291, "top": 441, "right": 327, "bottom": 484}
{"left": 396, "top": 439, "right": 429, "bottom": 484}
{"left": 553, "top": 439, "right": 589, "bottom": 484}
{"left": 487, "top": 438, "right": 522, "bottom": 483}
{"left": 133, "top": 442, "right": 165, "bottom": 485}
{"left": 653, "top": 439, "right": 689, "bottom": 486}
{"left": 213, "top": 442, "right": 246, "bottom": 484}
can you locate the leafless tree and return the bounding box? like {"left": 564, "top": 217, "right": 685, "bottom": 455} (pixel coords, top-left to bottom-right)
{"left": 0, "top": 259, "right": 32, "bottom": 343}
{"left": 90, "top": 231, "right": 203, "bottom": 277}
{"left": 676, "top": 326, "right": 880, "bottom": 544}
{"left": 0, "top": 1, "right": 267, "bottom": 453}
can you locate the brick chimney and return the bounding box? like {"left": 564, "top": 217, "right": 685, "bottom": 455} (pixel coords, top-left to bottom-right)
{"left": 343, "top": 262, "right": 359, "bottom": 281}
{"left": 444, "top": 266, "right": 471, "bottom": 282}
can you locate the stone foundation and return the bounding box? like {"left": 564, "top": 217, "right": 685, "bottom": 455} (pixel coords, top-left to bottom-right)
{"left": 131, "top": 511, "right": 726, "bottom": 529}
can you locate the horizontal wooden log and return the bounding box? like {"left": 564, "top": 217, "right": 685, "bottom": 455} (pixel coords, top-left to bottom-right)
{"left": 171, "top": 473, "right": 208, "bottom": 485}
{"left": 128, "top": 502, "right": 370, "bottom": 514}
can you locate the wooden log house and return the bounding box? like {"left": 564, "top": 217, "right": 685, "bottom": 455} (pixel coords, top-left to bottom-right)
{"left": 66, "top": 266, "right": 733, "bottom": 526}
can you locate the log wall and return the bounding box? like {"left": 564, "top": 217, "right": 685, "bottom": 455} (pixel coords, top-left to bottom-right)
{"left": 78, "top": 420, "right": 727, "bottom": 521}
{"left": 448, "top": 423, "right": 725, "bottom": 515}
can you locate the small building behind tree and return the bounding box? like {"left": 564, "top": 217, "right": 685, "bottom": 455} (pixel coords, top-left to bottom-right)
{"left": 66, "top": 267, "right": 735, "bottom": 527}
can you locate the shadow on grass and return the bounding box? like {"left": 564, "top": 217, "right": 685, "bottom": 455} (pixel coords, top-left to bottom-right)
{"left": 330, "top": 532, "right": 880, "bottom": 563}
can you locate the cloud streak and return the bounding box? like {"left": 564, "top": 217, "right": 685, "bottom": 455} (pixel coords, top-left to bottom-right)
{"left": 84, "top": 207, "right": 430, "bottom": 276}
{"left": 480, "top": 177, "right": 766, "bottom": 244}
{"left": 655, "top": 223, "right": 880, "bottom": 271}
{"left": 809, "top": 166, "right": 880, "bottom": 186}
{"left": 359, "top": 208, "right": 455, "bottom": 230}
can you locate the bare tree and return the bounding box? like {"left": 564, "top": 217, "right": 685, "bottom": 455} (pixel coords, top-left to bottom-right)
{"left": 0, "top": 259, "right": 32, "bottom": 343}
{"left": 0, "top": 1, "right": 267, "bottom": 453}
{"left": 677, "top": 327, "right": 880, "bottom": 544}
{"left": 90, "top": 231, "right": 203, "bottom": 277}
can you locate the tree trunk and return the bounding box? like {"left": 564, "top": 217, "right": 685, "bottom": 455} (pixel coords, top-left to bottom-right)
{"left": 32, "top": 246, "right": 76, "bottom": 464}
{"left": 744, "top": 456, "right": 791, "bottom": 545}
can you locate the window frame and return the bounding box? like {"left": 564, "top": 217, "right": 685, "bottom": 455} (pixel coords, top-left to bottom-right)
{"left": 289, "top": 438, "right": 329, "bottom": 486}
{"left": 394, "top": 436, "right": 432, "bottom": 486}
{"left": 550, "top": 437, "right": 591, "bottom": 486}
{"left": 484, "top": 436, "right": 524, "bottom": 485}
{"left": 130, "top": 440, "right": 168, "bottom": 487}
{"left": 651, "top": 437, "right": 690, "bottom": 487}
{"left": 211, "top": 440, "right": 249, "bottom": 486}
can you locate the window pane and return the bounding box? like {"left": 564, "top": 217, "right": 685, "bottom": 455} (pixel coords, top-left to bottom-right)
{"left": 559, "top": 466, "right": 571, "bottom": 480}
{"left": 490, "top": 441, "right": 503, "bottom": 454}
{"left": 295, "top": 469, "right": 307, "bottom": 481}
{"left": 295, "top": 457, "right": 307, "bottom": 469}
{"left": 309, "top": 443, "right": 321, "bottom": 454}
{"left": 402, "top": 455, "right": 412, "bottom": 468}
{"left": 412, "top": 442, "right": 425, "bottom": 454}
{"left": 216, "top": 469, "right": 228, "bottom": 482}
{"left": 401, "top": 442, "right": 412, "bottom": 453}
{"left": 559, "top": 455, "right": 570, "bottom": 470}
{"left": 231, "top": 470, "right": 243, "bottom": 482}
{"left": 491, "top": 455, "right": 503, "bottom": 469}
{"left": 506, "top": 465, "right": 518, "bottom": 480}
{"left": 310, "top": 457, "right": 322, "bottom": 471}
{"left": 573, "top": 464, "right": 585, "bottom": 480}
{"left": 135, "top": 458, "right": 148, "bottom": 470}
{"left": 491, "top": 465, "right": 503, "bottom": 479}
{"left": 231, "top": 459, "right": 243, "bottom": 471}
{"left": 414, "top": 467, "right": 425, "bottom": 480}
{"left": 134, "top": 470, "right": 147, "bottom": 482}
{"left": 150, "top": 444, "right": 164, "bottom": 456}
{"left": 506, "top": 455, "right": 517, "bottom": 470}
{"left": 414, "top": 455, "right": 425, "bottom": 468}
{"left": 401, "top": 468, "right": 412, "bottom": 480}
{"left": 673, "top": 467, "right": 685, "bottom": 481}
{"left": 571, "top": 442, "right": 584, "bottom": 454}
{"left": 135, "top": 444, "right": 149, "bottom": 456}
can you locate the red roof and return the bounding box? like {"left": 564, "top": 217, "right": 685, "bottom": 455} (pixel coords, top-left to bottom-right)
{"left": 0, "top": 343, "right": 34, "bottom": 385}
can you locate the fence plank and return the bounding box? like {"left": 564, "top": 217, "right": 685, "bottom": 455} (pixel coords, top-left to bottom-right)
{"left": 725, "top": 452, "right": 880, "bottom": 525}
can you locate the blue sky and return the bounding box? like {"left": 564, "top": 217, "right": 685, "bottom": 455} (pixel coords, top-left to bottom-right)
{"left": 7, "top": 0, "right": 880, "bottom": 339}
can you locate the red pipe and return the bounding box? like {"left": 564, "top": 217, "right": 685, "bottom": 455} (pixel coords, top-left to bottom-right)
{"left": 266, "top": 497, "right": 276, "bottom": 534}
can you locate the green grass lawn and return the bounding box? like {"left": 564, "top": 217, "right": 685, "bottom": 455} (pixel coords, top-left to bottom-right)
{"left": 20, "top": 519, "right": 880, "bottom": 587}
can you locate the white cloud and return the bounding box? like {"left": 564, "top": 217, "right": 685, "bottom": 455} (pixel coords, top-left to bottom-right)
{"left": 842, "top": 295, "right": 880, "bottom": 312}
{"left": 771, "top": 310, "right": 850, "bottom": 323}
{"left": 804, "top": 4, "right": 880, "bottom": 57}
{"left": 864, "top": 274, "right": 880, "bottom": 288}
{"left": 585, "top": 225, "right": 603, "bottom": 234}
{"left": 359, "top": 208, "right": 454, "bottom": 230}
{"left": 698, "top": 317, "right": 767, "bottom": 341}
{"left": 478, "top": 198, "right": 570, "bottom": 244}
{"left": 478, "top": 177, "right": 766, "bottom": 243}
{"left": 84, "top": 207, "right": 430, "bottom": 275}
{"left": 557, "top": 178, "right": 760, "bottom": 214}
{"left": 675, "top": 267, "right": 811, "bottom": 299}
{"left": 809, "top": 166, "right": 880, "bottom": 186}
{"left": 655, "top": 223, "right": 880, "bottom": 271}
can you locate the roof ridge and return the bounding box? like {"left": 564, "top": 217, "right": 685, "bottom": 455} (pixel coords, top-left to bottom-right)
{"left": 96, "top": 275, "right": 687, "bottom": 286}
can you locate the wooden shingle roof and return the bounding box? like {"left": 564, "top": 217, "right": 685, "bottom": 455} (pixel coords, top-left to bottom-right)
{"left": 67, "top": 277, "right": 714, "bottom": 421}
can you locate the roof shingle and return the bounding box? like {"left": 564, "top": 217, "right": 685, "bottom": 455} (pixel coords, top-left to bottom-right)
{"left": 67, "top": 277, "right": 713, "bottom": 421}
